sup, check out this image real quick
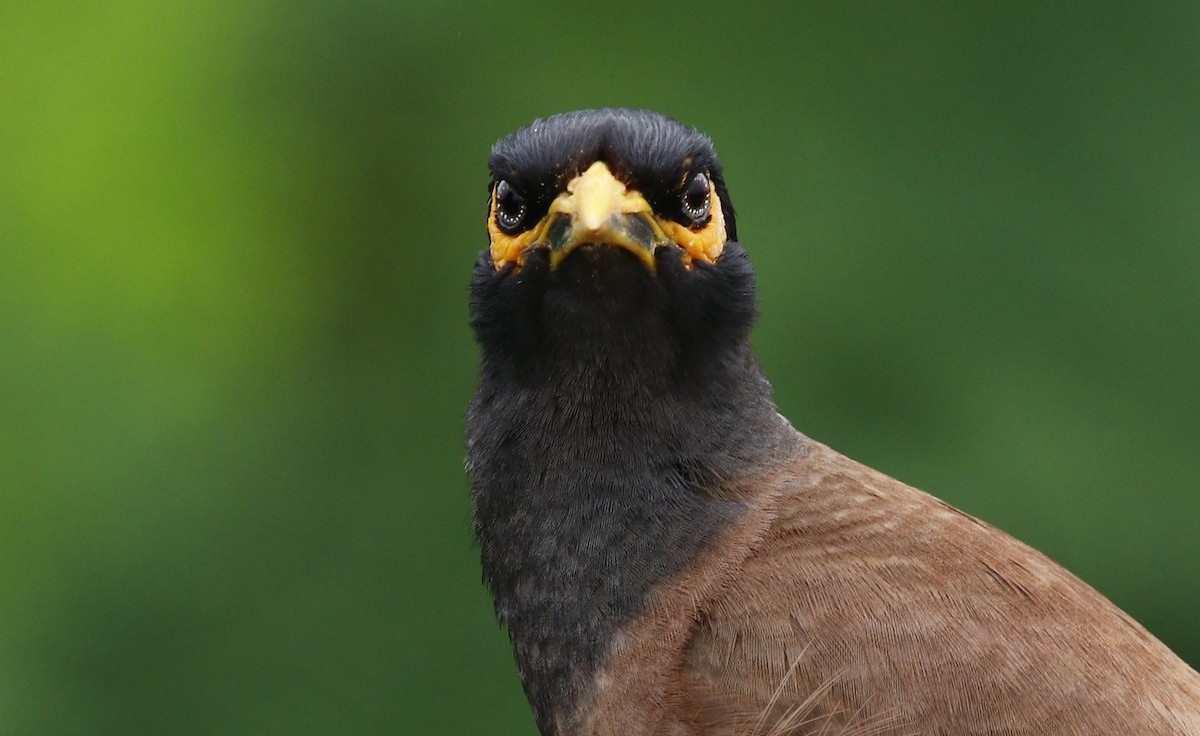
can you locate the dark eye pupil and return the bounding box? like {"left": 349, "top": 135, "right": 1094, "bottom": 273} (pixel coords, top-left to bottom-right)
{"left": 682, "top": 172, "right": 711, "bottom": 221}
{"left": 495, "top": 180, "right": 526, "bottom": 230}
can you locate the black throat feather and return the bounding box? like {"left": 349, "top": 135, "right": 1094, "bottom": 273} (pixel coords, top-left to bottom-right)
{"left": 467, "top": 241, "right": 789, "bottom": 732}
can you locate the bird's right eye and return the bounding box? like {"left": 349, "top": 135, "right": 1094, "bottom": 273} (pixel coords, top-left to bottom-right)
{"left": 680, "top": 171, "right": 712, "bottom": 224}
{"left": 494, "top": 180, "right": 527, "bottom": 232}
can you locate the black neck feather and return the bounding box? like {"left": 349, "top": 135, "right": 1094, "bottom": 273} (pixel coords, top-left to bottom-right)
{"left": 466, "top": 244, "right": 787, "bottom": 733}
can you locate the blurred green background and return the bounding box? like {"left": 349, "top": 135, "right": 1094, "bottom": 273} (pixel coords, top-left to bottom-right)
{"left": 3, "top": 2, "right": 1197, "bottom": 734}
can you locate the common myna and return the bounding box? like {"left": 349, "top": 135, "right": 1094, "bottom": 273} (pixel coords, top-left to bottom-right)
{"left": 465, "top": 109, "right": 1200, "bottom": 736}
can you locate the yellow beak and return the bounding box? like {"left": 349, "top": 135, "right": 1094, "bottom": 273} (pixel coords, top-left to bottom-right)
{"left": 536, "top": 161, "right": 668, "bottom": 270}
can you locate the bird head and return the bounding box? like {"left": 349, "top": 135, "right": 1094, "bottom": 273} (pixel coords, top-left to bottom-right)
{"left": 471, "top": 110, "right": 758, "bottom": 380}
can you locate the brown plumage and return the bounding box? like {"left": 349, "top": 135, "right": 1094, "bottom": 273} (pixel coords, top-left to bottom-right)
{"left": 466, "top": 109, "right": 1200, "bottom": 735}
{"left": 578, "top": 439, "right": 1200, "bottom": 735}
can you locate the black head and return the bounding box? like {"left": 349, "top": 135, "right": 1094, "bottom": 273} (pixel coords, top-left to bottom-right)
{"left": 472, "top": 109, "right": 755, "bottom": 385}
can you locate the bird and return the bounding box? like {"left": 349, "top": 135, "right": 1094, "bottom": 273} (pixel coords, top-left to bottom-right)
{"left": 464, "top": 108, "right": 1200, "bottom": 736}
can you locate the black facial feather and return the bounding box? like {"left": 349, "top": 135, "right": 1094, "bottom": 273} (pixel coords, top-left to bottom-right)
{"left": 488, "top": 108, "right": 737, "bottom": 237}
{"left": 468, "top": 110, "right": 785, "bottom": 734}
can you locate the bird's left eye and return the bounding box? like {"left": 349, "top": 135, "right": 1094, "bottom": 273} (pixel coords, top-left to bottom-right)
{"left": 681, "top": 172, "right": 711, "bottom": 223}
{"left": 494, "top": 180, "right": 527, "bottom": 232}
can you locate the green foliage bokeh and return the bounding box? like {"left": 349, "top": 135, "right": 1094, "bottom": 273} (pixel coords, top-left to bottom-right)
{"left": 2, "top": 3, "right": 1197, "bottom": 734}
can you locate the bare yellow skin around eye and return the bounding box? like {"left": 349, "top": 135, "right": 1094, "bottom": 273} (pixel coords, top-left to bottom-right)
{"left": 486, "top": 177, "right": 728, "bottom": 270}
{"left": 658, "top": 189, "right": 727, "bottom": 265}
{"left": 487, "top": 197, "right": 545, "bottom": 269}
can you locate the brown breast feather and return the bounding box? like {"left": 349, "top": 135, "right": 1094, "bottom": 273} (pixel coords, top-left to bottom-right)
{"left": 578, "top": 435, "right": 1200, "bottom": 736}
